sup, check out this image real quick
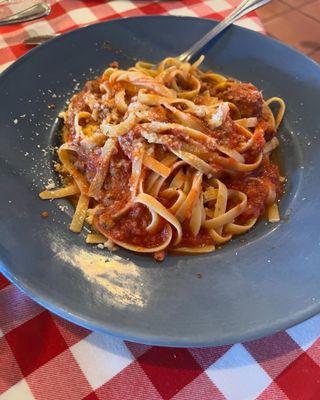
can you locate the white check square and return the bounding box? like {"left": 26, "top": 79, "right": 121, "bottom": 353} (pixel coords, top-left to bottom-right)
{"left": 0, "top": 379, "right": 34, "bottom": 400}
{"left": 288, "top": 314, "right": 320, "bottom": 351}
{"left": 205, "top": 0, "right": 232, "bottom": 12}
{"left": 109, "top": 1, "right": 137, "bottom": 14}
{"left": 0, "top": 62, "right": 13, "bottom": 74}
{"left": 235, "top": 17, "right": 262, "bottom": 32}
{"left": 0, "top": 35, "right": 8, "bottom": 50}
{"left": 71, "top": 332, "right": 134, "bottom": 390}
{"left": 25, "top": 21, "right": 55, "bottom": 36}
{"left": 168, "top": 7, "right": 198, "bottom": 17}
{"left": 68, "top": 8, "right": 97, "bottom": 25}
{"left": 206, "top": 344, "right": 272, "bottom": 400}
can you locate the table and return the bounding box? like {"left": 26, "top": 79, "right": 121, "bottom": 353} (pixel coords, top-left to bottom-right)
{"left": 1, "top": 1, "right": 320, "bottom": 399}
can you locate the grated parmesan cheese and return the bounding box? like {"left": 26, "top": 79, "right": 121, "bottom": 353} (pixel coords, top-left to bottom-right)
{"left": 45, "top": 179, "right": 56, "bottom": 190}
{"left": 207, "top": 103, "right": 229, "bottom": 130}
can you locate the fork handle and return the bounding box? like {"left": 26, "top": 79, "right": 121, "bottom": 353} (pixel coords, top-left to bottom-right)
{"left": 178, "top": 0, "right": 271, "bottom": 62}
{"left": 0, "top": 2, "right": 51, "bottom": 26}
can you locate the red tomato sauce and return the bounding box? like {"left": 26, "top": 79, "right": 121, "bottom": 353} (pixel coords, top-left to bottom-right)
{"left": 226, "top": 157, "right": 282, "bottom": 223}
{"left": 98, "top": 204, "right": 169, "bottom": 248}
{"left": 212, "top": 116, "right": 246, "bottom": 149}
{"left": 245, "top": 128, "right": 266, "bottom": 163}
{"left": 177, "top": 224, "right": 214, "bottom": 248}
{"left": 100, "top": 148, "right": 132, "bottom": 213}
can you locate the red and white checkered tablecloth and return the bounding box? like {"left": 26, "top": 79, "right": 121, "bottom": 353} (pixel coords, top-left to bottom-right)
{"left": 0, "top": 0, "right": 264, "bottom": 73}
{"left": 2, "top": 275, "right": 320, "bottom": 400}
{"left": 1, "top": 1, "right": 320, "bottom": 400}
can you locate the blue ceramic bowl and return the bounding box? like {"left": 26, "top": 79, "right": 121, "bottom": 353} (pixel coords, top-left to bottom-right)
{"left": 0, "top": 16, "right": 319, "bottom": 347}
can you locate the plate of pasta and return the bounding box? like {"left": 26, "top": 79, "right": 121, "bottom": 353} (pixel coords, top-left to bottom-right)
{"left": 40, "top": 55, "right": 285, "bottom": 260}
{"left": 0, "top": 16, "right": 320, "bottom": 346}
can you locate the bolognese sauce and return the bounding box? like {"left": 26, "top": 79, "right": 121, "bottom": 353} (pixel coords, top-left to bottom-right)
{"left": 40, "top": 56, "right": 285, "bottom": 260}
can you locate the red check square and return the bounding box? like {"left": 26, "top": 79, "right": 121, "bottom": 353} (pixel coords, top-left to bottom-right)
{"left": 27, "top": 349, "right": 93, "bottom": 400}
{"left": 140, "top": 3, "right": 168, "bottom": 15}
{"left": 0, "top": 275, "right": 10, "bottom": 290}
{"left": 172, "top": 372, "right": 225, "bottom": 400}
{"left": 53, "top": 315, "right": 90, "bottom": 347}
{"left": 0, "top": 24, "right": 21, "bottom": 34}
{"left": 0, "top": 47, "right": 16, "bottom": 66}
{"left": 8, "top": 43, "right": 30, "bottom": 59}
{"left": 182, "top": 0, "right": 204, "bottom": 6}
{"left": 125, "top": 341, "right": 151, "bottom": 359}
{"left": 275, "top": 352, "right": 320, "bottom": 400}
{"left": 95, "top": 361, "right": 162, "bottom": 400}
{"left": 139, "top": 347, "right": 202, "bottom": 400}
{"left": 6, "top": 311, "right": 68, "bottom": 377}
{"left": 190, "top": 345, "right": 231, "bottom": 370}
{"left": 47, "top": 2, "right": 67, "bottom": 19}
{"left": 90, "top": 3, "right": 122, "bottom": 19}
{"left": 0, "top": 337, "right": 23, "bottom": 395}
{"left": 244, "top": 331, "right": 303, "bottom": 379}
{"left": 307, "top": 338, "right": 320, "bottom": 366}
{"left": 0, "top": 285, "right": 43, "bottom": 335}
{"left": 84, "top": 392, "right": 100, "bottom": 400}
{"left": 258, "top": 381, "right": 290, "bottom": 400}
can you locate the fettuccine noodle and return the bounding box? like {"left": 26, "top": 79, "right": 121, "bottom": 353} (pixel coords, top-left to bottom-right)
{"left": 40, "top": 56, "right": 285, "bottom": 261}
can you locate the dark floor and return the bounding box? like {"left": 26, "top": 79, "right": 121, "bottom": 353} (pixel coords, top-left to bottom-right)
{"left": 256, "top": 0, "right": 320, "bottom": 63}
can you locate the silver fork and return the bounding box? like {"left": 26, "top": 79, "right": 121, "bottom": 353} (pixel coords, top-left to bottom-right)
{"left": 177, "top": 0, "right": 271, "bottom": 62}
{"left": 0, "top": 2, "right": 51, "bottom": 25}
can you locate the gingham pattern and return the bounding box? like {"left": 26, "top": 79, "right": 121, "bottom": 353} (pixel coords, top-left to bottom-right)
{"left": 2, "top": 2, "right": 318, "bottom": 399}
{"left": 0, "top": 0, "right": 264, "bottom": 73}
{"left": 1, "top": 274, "right": 320, "bottom": 400}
